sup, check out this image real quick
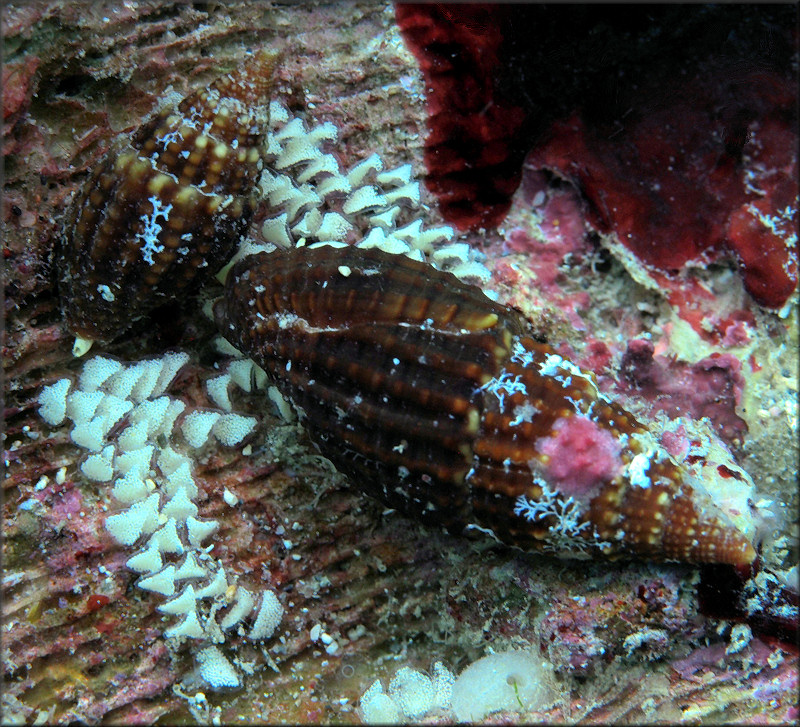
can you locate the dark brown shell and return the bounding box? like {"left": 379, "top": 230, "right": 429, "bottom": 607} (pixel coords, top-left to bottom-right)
{"left": 215, "top": 245, "right": 758, "bottom": 567}
{"left": 57, "top": 49, "right": 279, "bottom": 344}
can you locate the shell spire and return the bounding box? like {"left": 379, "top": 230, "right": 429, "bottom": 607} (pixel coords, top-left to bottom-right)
{"left": 215, "top": 245, "right": 759, "bottom": 568}
{"left": 57, "top": 48, "right": 280, "bottom": 348}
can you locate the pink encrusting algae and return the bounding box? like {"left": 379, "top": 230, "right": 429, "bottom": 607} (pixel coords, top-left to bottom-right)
{"left": 536, "top": 415, "right": 623, "bottom": 501}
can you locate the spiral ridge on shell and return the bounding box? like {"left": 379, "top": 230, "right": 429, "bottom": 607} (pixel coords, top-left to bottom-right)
{"left": 215, "top": 244, "right": 758, "bottom": 567}
{"left": 57, "top": 49, "right": 279, "bottom": 344}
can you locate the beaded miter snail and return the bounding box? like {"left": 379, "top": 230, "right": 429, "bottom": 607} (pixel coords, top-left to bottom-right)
{"left": 57, "top": 49, "right": 279, "bottom": 355}
{"left": 215, "top": 245, "right": 759, "bottom": 567}
{"left": 56, "top": 49, "right": 761, "bottom": 569}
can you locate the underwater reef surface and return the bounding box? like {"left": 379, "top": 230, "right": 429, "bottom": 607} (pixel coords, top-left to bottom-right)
{"left": 2, "top": 2, "right": 798, "bottom": 724}
{"left": 396, "top": 4, "right": 798, "bottom": 311}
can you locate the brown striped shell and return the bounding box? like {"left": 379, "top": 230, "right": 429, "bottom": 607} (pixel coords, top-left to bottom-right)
{"left": 57, "top": 49, "right": 279, "bottom": 344}
{"left": 214, "top": 245, "right": 758, "bottom": 567}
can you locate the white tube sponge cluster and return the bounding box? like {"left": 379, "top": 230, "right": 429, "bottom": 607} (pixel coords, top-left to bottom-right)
{"left": 35, "top": 351, "right": 283, "bottom": 691}
{"left": 254, "top": 102, "right": 493, "bottom": 287}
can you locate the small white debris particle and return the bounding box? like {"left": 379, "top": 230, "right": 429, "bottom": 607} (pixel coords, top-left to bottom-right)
{"left": 726, "top": 623, "right": 753, "bottom": 655}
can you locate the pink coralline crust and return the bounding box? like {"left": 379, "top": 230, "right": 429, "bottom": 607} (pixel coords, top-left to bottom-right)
{"left": 47, "top": 484, "right": 84, "bottom": 519}
{"left": 660, "top": 425, "right": 691, "bottom": 461}
{"left": 497, "top": 175, "right": 594, "bottom": 331}
{"left": 619, "top": 339, "right": 747, "bottom": 445}
{"left": 2, "top": 56, "right": 40, "bottom": 158}
{"left": 538, "top": 572, "right": 701, "bottom": 675}
{"left": 579, "top": 341, "right": 614, "bottom": 378}
{"left": 2, "top": 56, "right": 39, "bottom": 121}
{"left": 720, "top": 315, "right": 754, "bottom": 348}
{"left": 671, "top": 637, "right": 781, "bottom": 682}
{"left": 501, "top": 228, "right": 591, "bottom": 332}
{"left": 693, "top": 353, "right": 747, "bottom": 408}
{"left": 505, "top": 169, "right": 589, "bottom": 260}
{"left": 526, "top": 181, "right": 587, "bottom": 256}
{"left": 537, "top": 415, "right": 622, "bottom": 500}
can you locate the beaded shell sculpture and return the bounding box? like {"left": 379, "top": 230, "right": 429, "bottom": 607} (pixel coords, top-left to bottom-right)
{"left": 215, "top": 245, "right": 758, "bottom": 567}
{"left": 57, "top": 49, "right": 279, "bottom": 348}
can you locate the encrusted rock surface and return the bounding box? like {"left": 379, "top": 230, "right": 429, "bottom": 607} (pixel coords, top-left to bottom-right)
{"left": 3, "top": 2, "right": 797, "bottom": 724}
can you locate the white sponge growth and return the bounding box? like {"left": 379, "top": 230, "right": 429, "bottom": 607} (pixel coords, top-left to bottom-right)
{"left": 450, "top": 649, "right": 559, "bottom": 722}
{"left": 359, "top": 651, "right": 559, "bottom": 723}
